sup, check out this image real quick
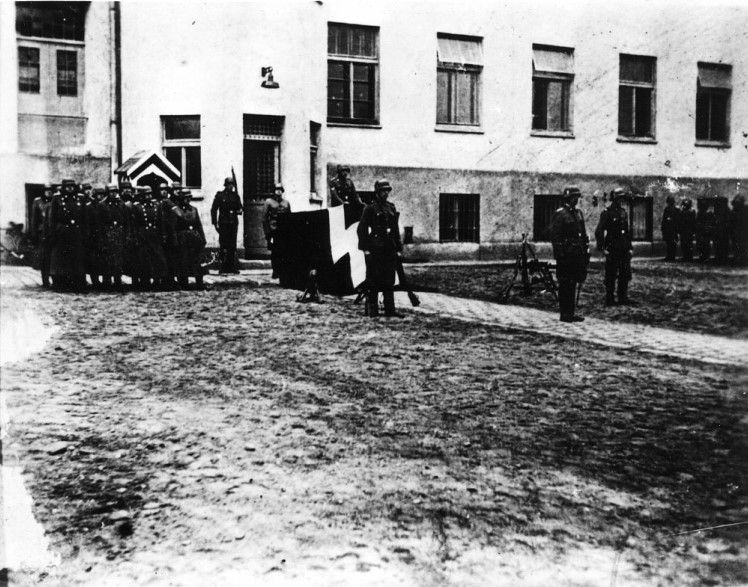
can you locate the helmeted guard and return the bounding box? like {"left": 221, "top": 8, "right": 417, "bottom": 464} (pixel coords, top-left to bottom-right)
{"left": 595, "top": 188, "right": 634, "bottom": 306}
{"left": 357, "top": 179, "right": 404, "bottom": 318}
{"left": 211, "top": 177, "right": 244, "bottom": 273}
{"left": 95, "top": 183, "right": 130, "bottom": 291}
{"left": 48, "top": 178, "right": 88, "bottom": 291}
{"left": 171, "top": 188, "right": 207, "bottom": 289}
{"left": 131, "top": 186, "right": 168, "bottom": 289}
{"left": 30, "top": 183, "right": 54, "bottom": 287}
{"left": 263, "top": 183, "right": 291, "bottom": 278}
{"left": 329, "top": 165, "right": 362, "bottom": 206}
{"left": 661, "top": 195, "right": 680, "bottom": 261}
{"left": 549, "top": 186, "right": 590, "bottom": 322}
{"left": 678, "top": 198, "right": 696, "bottom": 261}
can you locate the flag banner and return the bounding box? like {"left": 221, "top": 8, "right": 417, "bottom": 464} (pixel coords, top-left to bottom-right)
{"left": 276, "top": 203, "right": 367, "bottom": 295}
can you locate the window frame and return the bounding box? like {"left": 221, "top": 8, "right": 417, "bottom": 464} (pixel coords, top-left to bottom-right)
{"left": 617, "top": 54, "right": 657, "bottom": 142}
{"left": 327, "top": 22, "right": 380, "bottom": 126}
{"left": 695, "top": 62, "right": 732, "bottom": 147}
{"left": 626, "top": 196, "right": 653, "bottom": 241}
{"left": 56, "top": 49, "right": 78, "bottom": 97}
{"left": 439, "top": 193, "right": 480, "bottom": 243}
{"left": 309, "top": 121, "right": 322, "bottom": 201}
{"left": 531, "top": 44, "right": 574, "bottom": 138}
{"left": 18, "top": 45, "right": 40, "bottom": 93}
{"left": 161, "top": 115, "right": 202, "bottom": 189}
{"left": 436, "top": 34, "right": 483, "bottom": 130}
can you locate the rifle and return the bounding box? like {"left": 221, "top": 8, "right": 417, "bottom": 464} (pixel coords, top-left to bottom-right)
{"left": 396, "top": 256, "right": 420, "bottom": 307}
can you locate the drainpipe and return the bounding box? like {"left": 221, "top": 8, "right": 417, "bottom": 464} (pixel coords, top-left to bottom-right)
{"left": 110, "top": 1, "right": 122, "bottom": 171}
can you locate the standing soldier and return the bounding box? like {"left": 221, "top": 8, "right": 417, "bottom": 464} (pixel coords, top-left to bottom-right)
{"left": 172, "top": 189, "right": 207, "bottom": 289}
{"left": 84, "top": 184, "right": 105, "bottom": 289}
{"left": 357, "top": 179, "right": 404, "bottom": 318}
{"left": 678, "top": 198, "right": 696, "bottom": 261}
{"left": 329, "top": 165, "right": 362, "bottom": 206}
{"left": 263, "top": 183, "right": 291, "bottom": 279}
{"left": 549, "top": 186, "right": 590, "bottom": 322}
{"left": 595, "top": 188, "right": 634, "bottom": 306}
{"left": 211, "top": 177, "right": 243, "bottom": 273}
{"left": 96, "top": 183, "right": 130, "bottom": 291}
{"left": 30, "top": 184, "right": 54, "bottom": 288}
{"left": 48, "top": 178, "right": 88, "bottom": 292}
{"left": 695, "top": 198, "right": 714, "bottom": 262}
{"left": 661, "top": 195, "right": 679, "bottom": 261}
{"left": 713, "top": 196, "right": 730, "bottom": 264}
{"left": 731, "top": 194, "right": 748, "bottom": 265}
{"left": 131, "top": 186, "right": 168, "bottom": 290}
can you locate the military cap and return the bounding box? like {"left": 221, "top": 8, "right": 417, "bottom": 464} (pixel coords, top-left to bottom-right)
{"left": 120, "top": 179, "right": 132, "bottom": 187}
{"left": 82, "top": 183, "right": 92, "bottom": 190}
{"left": 562, "top": 186, "right": 581, "bottom": 199}
{"left": 611, "top": 188, "right": 627, "bottom": 199}
{"left": 337, "top": 164, "right": 351, "bottom": 173}
{"left": 61, "top": 178, "right": 76, "bottom": 186}
{"left": 274, "top": 182, "right": 285, "bottom": 192}
{"left": 171, "top": 181, "right": 182, "bottom": 189}
{"left": 375, "top": 179, "right": 392, "bottom": 192}
{"left": 106, "top": 183, "right": 119, "bottom": 191}
{"left": 158, "top": 181, "right": 169, "bottom": 189}
{"left": 224, "top": 177, "right": 235, "bottom": 186}
{"left": 43, "top": 183, "right": 53, "bottom": 190}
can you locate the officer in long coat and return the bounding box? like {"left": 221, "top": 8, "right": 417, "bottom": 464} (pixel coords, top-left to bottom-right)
{"left": 595, "top": 188, "right": 634, "bottom": 305}
{"left": 131, "top": 186, "right": 168, "bottom": 289}
{"left": 48, "top": 178, "right": 88, "bottom": 291}
{"left": 211, "top": 177, "right": 243, "bottom": 273}
{"left": 171, "top": 189, "right": 207, "bottom": 289}
{"left": 549, "top": 186, "right": 590, "bottom": 322}
{"left": 329, "top": 165, "right": 362, "bottom": 206}
{"left": 661, "top": 195, "right": 679, "bottom": 261}
{"left": 678, "top": 198, "right": 696, "bottom": 261}
{"left": 263, "top": 183, "right": 291, "bottom": 278}
{"left": 96, "top": 183, "right": 130, "bottom": 291}
{"left": 30, "top": 184, "right": 54, "bottom": 287}
{"left": 357, "top": 179, "right": 404, "bottom": 318}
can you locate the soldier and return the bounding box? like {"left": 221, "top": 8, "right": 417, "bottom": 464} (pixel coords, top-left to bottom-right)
{"left": 661, "top": 195, "right": 679, "bottom": 261}
{"left": 678, "top": 198, "right": 696, "bottom": 261}
{"left": 329, "top": 165, "right": 362, "bottom": 206}
{"left": 263, "top": 183, "right": 291, "bottom": 278}
{"left": 211, "top": 177, "right": 243, "bottom": 273}
{"left": 357, "top": 179, "right": 404, "bottom": 318}
{"left": 160, "top": 182, "right": 183, "bottom": 289}
{"left": 713, "top": 196, "right": 730, "bottom": 264}
{"left": 731, "top": 194, "right": 748, "bottom": 265}
{"left": 172, "top": 189, "right": 207, "bottom": 289}
{"left": 84, "top": 184, "right": 106, "bottom": 289}
{"left": 695, "top": 199, "right": 714, "bottom": 262}
{"left": 120, "top": 180, "right": 135, "bottom": 204}
{"left": 48, "top": 178, "right": 88, "bottom": 292}
{"left": 96, "top": 183, "right": 130, "bottom": 291}
{"left": 30, "top": 183, "right": 54, "bottom": 287}
{"left": 549, "top": 186, "right": 590, "bottom": 322}
{"left": 595, "top": 188, "right": 634, "bottom": 306}
{"left": 131, "top": 186, "right": 168, "bottom": 289}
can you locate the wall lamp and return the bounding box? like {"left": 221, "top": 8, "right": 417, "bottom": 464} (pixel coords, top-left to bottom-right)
{"left": 261, "top": 66, "right": 279, "bottom": 89}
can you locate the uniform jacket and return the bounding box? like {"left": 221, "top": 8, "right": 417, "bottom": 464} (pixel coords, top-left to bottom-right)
{"left": 661, "top": 205, "right": 680, "bottom": 240}
{"left": 549, "top": 204, "right": 589, "bottom": 260}
{"left": 262, "top": 197, "right": 291, "bottom": 237}
{"left": 211, "top": 189, "right": 243, "bottom": 226}
{"left": 48, "top": 192, "right": 88, "bottom": 276}
{"left": 357, "top": 200, "right": 403, "bottom": 253}
{"left": 330, "top": 176, "right": 362, "bottom": 206}
{"left": 30, "top": 196, "right": 53, "bottom": 244}
{"left": 595, "top": 204, "right": 632, "bottom": 254}
{"left": 678, "top": 208, "right": 696, "bottom": 237}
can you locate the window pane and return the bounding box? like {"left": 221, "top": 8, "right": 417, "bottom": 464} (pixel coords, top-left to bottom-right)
{"left": 18, "top": 46, "right": 40, "bottom": 93}
{"left": 16, "top": 2, "right": 86, "bottom": 41}
{"left": 164, "top": 147, "right": 182, "bottom": 173}
{"left": 328, "top": 61, "right": 346, "bottom": 81}
{"left": 532, "top": 79, "right": 548, "bottom": 130}
{"left": 634, "top": 87, "right": 651, "bottom": 136}
{"left": 695, "top": 91, "right": 710, "bottom": 140}
{"left": 184, "top": 146, "right": 202, "bottom": 187}
{"left": 351, "top": 27, "right": 376, "bottom": 58}
{"left": 437, "top": 69, "right": 451, "bottom": 123}
{"left": 620, "top": 56, "right": 653, "bottom": 83}
{"left": 352, "top": 100, "right": 373, "bottom": 120}
{"left": 328, "top": 24, "right": 347, "bottom": 54}
{"left": 618, "top": 86, "right": 634, "bottom": 135}
{"left": 710, "top": 92, "right": 728, "bottom": 141}
{"left": 57, "top": 50, "right": 77, "bottom": 96}
{"left": 455, "top": 71, "right": 477, "bottom": 124}
{"left": 164, "top": 116, "right": 200, "bottom": 140}
{"left": 546, "top": 80, "right": 566, "bottom": 131}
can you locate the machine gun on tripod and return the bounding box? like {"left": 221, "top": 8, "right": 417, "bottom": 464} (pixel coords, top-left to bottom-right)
{"left": 497, "top": 233, "right": 557, "bottom": 302}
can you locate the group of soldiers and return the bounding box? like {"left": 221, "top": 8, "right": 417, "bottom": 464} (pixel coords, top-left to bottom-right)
{"left": 30, "top": 178, "right": 207, "bottom": 292}
{"left": 661, "top": 194, "right": 748, "bottom": 264}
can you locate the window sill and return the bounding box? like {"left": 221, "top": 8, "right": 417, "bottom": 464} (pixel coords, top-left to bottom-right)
{"left": 327, "top": 121, "right": 382, "bottom": 130}
{"left": 695, "top": 140, "right": 731, "bottom": 149}
{"left": 617, "top": 136, "right": 657, "bottom": 144}
{"left": 16, "top": 35, "right": 85, "bottom": 47}
{"left": 531, "top": 130, "right": 574, "bottom": 139}
{"left": 435, "top": 124, "right": 484, "bottom": 134}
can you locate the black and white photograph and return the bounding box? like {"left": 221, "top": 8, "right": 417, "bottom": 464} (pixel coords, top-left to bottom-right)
{"left": 1, "top": 0, "right": 747, "bottom": 585}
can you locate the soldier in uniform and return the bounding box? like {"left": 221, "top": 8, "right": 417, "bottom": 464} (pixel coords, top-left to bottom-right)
{"left": 172, "top": 189, "right": 207, "bottom": 289}
{"left": 661, "top": 195, "right": 679, "bottom": 261}
{"left": 329, "top": 165, "right": 362, "bottom": 206}
{"left": 549, "top": 186, "right": 590, "bottom": 322}
{"left": 678, "top": 198, "right": 696, "bottom": 261}
{"left": 731, "top": 194, "right": 748, "bottom": 265}
{"left": 713, "top": 196, "right": 730, "bottom": 264}
{"left": 160, "top": 182, "right": 182, "bottom": 289}
{"left": 48, "top": 178, "right": 88, "bottom": 291}
{"left": 263, "top": 183, "right": 291, "bottom": 278}
{"left": 357, "top": 179, "right": 404, "bottom": 318}
{"left": 96, "top": 183, "right": 130, "bottom": 291}
{"left": 595, "top": 188, "right": 634, "bottom": 306}
{"left": 131, "top": 186, "right": 168, "bottom": 289}
{"left": 84, "top": 184, "right": 105, "bottom": 289}
{"left": 30, "top": 184, "right": 54, "bottom": 287}
{"left": 211, "top": 177, "right": 243, "bottom": 273}
{"left": 695, "top": 198, "right": 714, "bottom": 262}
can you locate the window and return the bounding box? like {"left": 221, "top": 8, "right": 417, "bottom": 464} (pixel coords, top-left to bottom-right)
{"left": 619, "top": 54, "right": 656, "bottom": 139}
{"left": 161, "top": 115, "right": 201, "bottom": 188}
{"left": 243, "top": 114, "right": 284, "bottom": 201}
{"left": 327, "top": 23, "right": 379, "bottom": 124}
{"left": 18, "top": 46, "right": 40, "bottom": 93}
{"left": 437, "top": 34, "right": 482, "bottom": 126}
{"left": 626, "top": 196, "right": 653, "bottom": 241}
{"left": 310, "top": 121, "right": 321, "bottom": 197}
{"left": 532, "top": 45, "right": 574, "bottom": 134}
{"left": 696, "top": 62, "right": 731, "bottom": 144}
{"left": 56, "top": 50, "right": 77, "bottom": 96}
{"left": 533, "top": 194, "right": 565, "bottom": 241}
{"left": 16, "top": 1, "right": 86, "bottom": 41}
{"left": 439, "top": 194, "right": 480, "bottom": 242}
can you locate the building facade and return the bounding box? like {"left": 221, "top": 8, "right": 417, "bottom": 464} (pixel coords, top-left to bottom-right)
{"left": 2, "top": 1, "right": 746, "bottom": 259}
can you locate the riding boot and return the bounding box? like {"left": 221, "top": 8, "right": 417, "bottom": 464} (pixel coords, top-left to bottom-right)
{"left": 618, "top": 281, "right": 632, "bottom": 305}
{"left": 383, "top": 290, "right": 403, "bottom": 318}
{"left": 367, "top": 290, "right": 379, "bottom": 317}
{"left": 605, "top": 282, "right": 616, "bottom": 306}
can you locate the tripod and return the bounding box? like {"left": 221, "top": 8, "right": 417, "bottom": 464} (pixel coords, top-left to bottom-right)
{"left": 498, "top": 233, "right": 558, "bottom": 302}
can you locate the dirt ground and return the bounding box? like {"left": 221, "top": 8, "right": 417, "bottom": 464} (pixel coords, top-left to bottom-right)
{"left": 1, "top": 271, "right": 747, "bottom": 586}
{"left": 407, "top": 259, "right": 748, "bottom": 339}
